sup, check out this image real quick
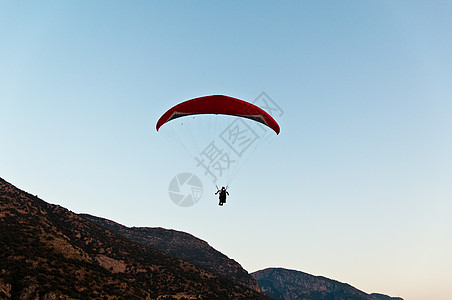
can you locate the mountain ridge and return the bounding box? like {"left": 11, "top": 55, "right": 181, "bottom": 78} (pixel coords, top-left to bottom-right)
{"left": 79, "top": 213, "right": 260, "bottom": 291}
{"left": 0, "top": 176, "right": 402, "bottom": 299}
{"left": 252, "top": 267, "right": 403, "bottom": 300}
{"left": 0, "top": 176, "right": 270, "bottom": 299}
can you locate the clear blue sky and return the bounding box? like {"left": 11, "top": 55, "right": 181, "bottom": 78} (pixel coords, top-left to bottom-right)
{"left": 1, "top": 2, "right": 451, "bottom": 299}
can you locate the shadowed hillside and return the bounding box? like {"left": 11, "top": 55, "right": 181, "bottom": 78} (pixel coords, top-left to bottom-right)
{"left": 80, "top": 213, "right": 259, "bottom": 291}
{"left": 252, "top": 268, "right": 402, "bottom": 300}
{"left": 0, "top": 177, "right": 271, "bottom": 299}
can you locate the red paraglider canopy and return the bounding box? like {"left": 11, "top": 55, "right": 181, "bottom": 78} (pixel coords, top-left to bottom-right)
{"left": 156, "top": 95, "right": 280, "bottom": 134}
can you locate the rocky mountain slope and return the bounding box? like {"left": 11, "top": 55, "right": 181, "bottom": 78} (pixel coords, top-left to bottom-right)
{"left": 252, "top": 268, "right": 403, "bottom": 300}
{"left": 80, "top": 213, "right": 259, "bottom": 291}
{"left": 0, "top": 177, "right": 270, "bottom": 299}
{"left": 0, "top": 176, "right": 402, "bottom": 300}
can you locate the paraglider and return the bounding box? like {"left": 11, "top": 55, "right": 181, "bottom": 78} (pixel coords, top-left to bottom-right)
{"left": 156, "top": 95, "right": 280, "bottom": 206}
{"left": 215, "top": 186, "right": 229, "bottom": 206}
{"left": 156, "top": 95, "right": 280, "bottom": 134}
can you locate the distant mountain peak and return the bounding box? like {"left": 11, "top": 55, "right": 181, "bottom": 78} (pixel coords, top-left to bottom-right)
{"left": 252, "top": 267, "right": 403, "bottom": 300}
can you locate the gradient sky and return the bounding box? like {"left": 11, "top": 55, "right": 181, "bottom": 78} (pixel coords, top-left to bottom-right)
{"left": 1, "top": 2, "right": 451, "bottom": 299}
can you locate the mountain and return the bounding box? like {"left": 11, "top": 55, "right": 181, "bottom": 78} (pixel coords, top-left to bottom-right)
{"left": 252, "top": 268, "right": 403, "bottom": 300}
{"left": 0, "top": 177, "right": 270, "bottom": 299}
{"left": 0, "top": 176, "right": 402, "bottom": 300}
{"left": 80, "top": 213, "right": 259, "bottom": 291}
